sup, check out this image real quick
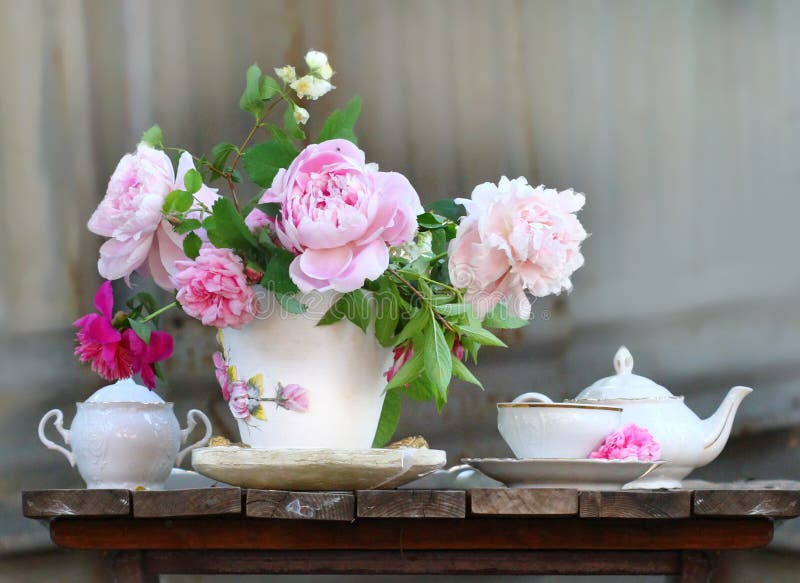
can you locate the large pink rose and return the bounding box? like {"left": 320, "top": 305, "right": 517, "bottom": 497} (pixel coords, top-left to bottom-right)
{"left": 246, "top": 139, "right": 422, "bottom": 293}
{"left": 172, "top": 244, "right": 257, "bottom": 329}
{"left": 89, "top": 145, "right": 218, "bottom": 290}
{"left": 448, "top": 177, "right": 587, "bottom": 319}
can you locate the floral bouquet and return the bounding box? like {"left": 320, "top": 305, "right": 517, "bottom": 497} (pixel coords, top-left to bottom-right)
{"left": 74, "top": 50, "right": 587, "bottom": 447}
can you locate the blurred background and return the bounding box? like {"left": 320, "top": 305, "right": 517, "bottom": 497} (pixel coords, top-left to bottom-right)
{"left": 2, "top": 0, "right": 799, "bottom": 581}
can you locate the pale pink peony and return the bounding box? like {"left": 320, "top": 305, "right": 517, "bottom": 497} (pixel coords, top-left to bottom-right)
{"left": 89, "top": 145, "right": 218, "bottom": 290}
{"left": 228, "top": 381, "right": 250, "bottom": 419}
{"left": 212, "top": 351, "right": 231, "bottom": 400}
{"left": 277, "top": 383, "right": 310, "bottom": 413}
{"left": 245, "top": 139, "right": 422, "bottom": 293}
{"left": 589, "top": 424, "right": 661, "bottom": 461}
{"left": 448, "top": 177, "right": 587, "bottom": 320}
{"left": 172, "top": 244, "right": 257, "bottom": 329}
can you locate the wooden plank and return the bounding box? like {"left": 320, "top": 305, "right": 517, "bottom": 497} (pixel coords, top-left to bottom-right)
{"left": 50, "top": 517, "right": 774, "bottom": 551}
{"left": 246, "top": 490, "right": 354, "bottom": 521}
{"left": 143, "top": 549, "right": 683, "bottom": 575}
{"left": 469, "top": 488, "right": 578, "bottom": 516}
{"left": 694, "top": 489, "right": 800, "bottom": 518}
{"left": 357, "top": 490, "right": 465, "bottom": 518}
{"left": 580, "top": 491, "right": 692, "bottom": 519}
{"left": 684, "top": 480, "right": 800, "bottom": 491}
{"left": 111, "top": 551, "right": 158, "bottom": 583}
{"left": 132, "top": 488, "right": 241, "bottom": 518}
{"left": 22, "top": 489, "right": 130, "bottom": 518}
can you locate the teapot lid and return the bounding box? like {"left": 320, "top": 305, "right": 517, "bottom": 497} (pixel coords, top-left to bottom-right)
{"left": 85, "top": 378, "right": 165, "bottom": 403}
{"left": 574, "top": 346, "right": 673, "bottom": 400}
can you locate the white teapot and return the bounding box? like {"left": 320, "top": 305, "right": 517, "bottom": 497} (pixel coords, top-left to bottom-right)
{"left": 38, "top": 379, "right": 212, "bottom": 490}
{"left": 570, "top": 347, "right": 752, "bottom": 489}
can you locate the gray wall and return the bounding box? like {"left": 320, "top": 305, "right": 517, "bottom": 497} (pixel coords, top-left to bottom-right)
{"left": 2, "top": 1, "right": 799, "bottom": 581}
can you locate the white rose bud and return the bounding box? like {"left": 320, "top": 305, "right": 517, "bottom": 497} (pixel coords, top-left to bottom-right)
{"left": 304, "top": 50, "right": 329, "bottom": 70}
{"left": 317, "top": 62, "right": 334, "bottom": 81}
{"left": 290, "top": 75, "right": 334, "bottom": 100}
{"left": 274, "top": 65, "right": 296, "bottom": 84}
{"left": 293, "top": 105, "right": 309, "bottom": 125}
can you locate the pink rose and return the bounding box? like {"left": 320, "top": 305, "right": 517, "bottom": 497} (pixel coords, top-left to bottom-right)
{"left": 384, "top": 343, "right": 413, "bottom": 382}
{"left": 212, "top": 351, "right": 231, "bottom": 400}
{"left": 246, "top": 139, "right": 422, "bottom": 293}
{"left": 277, "top": 383, "right": 310, "bottom": 413}
{"left": 228, "top": 381, "right": 250, "bottom": 419}
{"left": 589, "top": 424, "right": 661, "bottom": 461}
{"left": 448, "top": 177, "right": 587, "bottom": 319}
{"left": 89, "top": 146, "right": 218, "bottom": 290}
{"left": 172, "top": 244, "right": 257, "bottom": 329}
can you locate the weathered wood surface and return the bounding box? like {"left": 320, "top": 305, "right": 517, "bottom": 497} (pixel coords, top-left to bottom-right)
{"left": 22, "top": 489, "right": 130, "bottom": 518}
{"left": 356, "top": 490, "right": 465, "bottom": 518}
{"left": 580, "top": 491, "right": 693, "bottom": 519}
{"left": 49, "top": 517, "right": 774, "bottom": 551}
{"left": 247, "top": 490, "right": 354, "bottom": 521}
{"left": 132, "top": 488, "right": 241, "bottom": 518}
{"left": 694, "top": 490, "right": 800, "bottom": 518}
{"left": 141, "top": 549, "right": 685, "bottom": 575}
{"left": 470, "top": 488, "right": 578, "bottom": 516}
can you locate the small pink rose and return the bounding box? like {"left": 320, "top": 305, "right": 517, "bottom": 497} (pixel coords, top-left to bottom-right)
{"left": 278, "top": 383, "right": 310, "bottom": 413}
{"left": 589, "top": 424, "right": 661, "bottom": 462}
{"left": 212, "top": 351, "right": 231, "bottom": 400}
{"left": 228, "top": 381, "right": 250, "bottom": 419}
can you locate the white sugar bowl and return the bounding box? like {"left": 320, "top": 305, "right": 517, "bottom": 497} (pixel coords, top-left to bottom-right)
{"left": 38, "top": 378, "right": 212, "bottom": 490}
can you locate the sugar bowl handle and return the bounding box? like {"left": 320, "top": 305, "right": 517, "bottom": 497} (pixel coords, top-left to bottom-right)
{"left": 175, "top": 409, "right": 212, "bottom": 466}
{"left": 37, "top": 409, "right": 76, "bottom": 467}
{"left": 511, "top": 392, "right": 554, "bottom": 404}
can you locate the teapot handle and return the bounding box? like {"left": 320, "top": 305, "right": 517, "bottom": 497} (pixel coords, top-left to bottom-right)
{"left": 38, "top": 409, "right": 76, "bottom": 467}
{"left": 511, "top": 392, "right": 554, "bottom": 404}
{"left": 175, "top": 409, "right": 212, "bottom": 467}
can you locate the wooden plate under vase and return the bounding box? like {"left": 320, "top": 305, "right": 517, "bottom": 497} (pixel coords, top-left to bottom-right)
{"left": 192, "top": 446, "right": 446, "bottom": 491}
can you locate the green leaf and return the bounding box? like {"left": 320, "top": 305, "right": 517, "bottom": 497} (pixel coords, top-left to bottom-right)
{"left": 451, "top": 354, "right": 482, "bottom": 387}
{"left": 174, "top": 218, "right": 202, "bottom": 234}
{"left": 482, "top": 303, "right": 530, "bottom": 329}
{"left": 454, "top": 324, "right": 507, "bottom": 347}
{"left": 205, "top": 197, "right": 257, "bottom": 251}
{"left": 385, "top": 350, "right": 424, "bottom": 390}
{"left": 433, "top": 303, "right": 473, "bottom": 317}
{"left": 262, "top": 248, "right": 299, "bottom": 295}
{"left": 239, "top": 63, "right": 264, "bottom": 118}
{"left": 283, "top": 106, "right": 305, "bottom": 140}
{"left": 256, "top": 202, "right": 282, "bottom": 218}
{"left": 344, "top": 289, "right": 371, "bottom": 332}
{"left": 394, "top": 308, "right": 430, "bottom": 345}
{"left": 140, "top": 124, "right": 163, "bottom": 149}
{"left": 424, "top": 318, "right": 453, "bottom": 401}
{"left": 374, "top": 280, "right": 400, "bottom": 347}
{"left": 182, "top": 232, "right": 202, "bottom": 259}
{"left": 372, "top": 389, "right": 401, "bottom": 447}
{"left": 242, "top": 140, "right": 299, "bottom": 188}
{"left": 275, "top": 292, "right": 307, "bottom": 314}
{"left": 128, "top": 319, "right": 151, "bottom": 344}
{"left": 259, "top": 75, "right": 280, "bottom": 100}
{"left": 211, "top": 142, "right": 237, "bottom": 172}
{"left": 417, "top": 212, "right": 444, "bottom": 229}
{"left": 317, "top": 95, "right": 362, "bottom": 144}
{"left": 183, "top": 168, "right": 202, "bottom": 194}
{"left": 163, "top": 189, "right": 193, "bottom": 213}
{"left": 431, "top": 228, "right": 448, "bottom": 255}
{"left": 402, "top": 377, "right": 434, "bottom": 401}
{"left": 317, "top": 295, "right": 347, "bottom": 326}
{"left": 425, "top": 199, "right": 466, "bottom": 222}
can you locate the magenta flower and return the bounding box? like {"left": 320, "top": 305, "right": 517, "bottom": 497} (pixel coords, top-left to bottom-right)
{"left": 452, "top": 338, "right": 466, "bottom": 361}
{"left": 73, "top": 281, "right": 173, "bottom": 388}
{"left": 589, "top": 424, "right": 661, "bottom": 461}
{"left": 384, "top": 343, "right": 413, "bottom": 383}
{"left": 228, "top": 381, "right": 250, "bottom": 419}
{"left": 277, "top": 383, "right": 310, "bottom": 413}
{"left": 212, "top": 351, "right": 231, "bottom": 400}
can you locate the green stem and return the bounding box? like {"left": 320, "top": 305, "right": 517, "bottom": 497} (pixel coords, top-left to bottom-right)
{"left": 140, "top": 301, "right": 179, "bottom": 324}
{"left": 387, "top": 269, "right": 457, "bottom": 335}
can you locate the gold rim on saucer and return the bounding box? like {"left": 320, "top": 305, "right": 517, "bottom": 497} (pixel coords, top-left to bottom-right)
{"left": 496, "top": 402, "right": 622, "bottom": 411}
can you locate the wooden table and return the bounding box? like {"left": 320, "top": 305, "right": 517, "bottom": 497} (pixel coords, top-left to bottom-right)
{"left": 22, "top": 481, "right": 800, "bottom": 582}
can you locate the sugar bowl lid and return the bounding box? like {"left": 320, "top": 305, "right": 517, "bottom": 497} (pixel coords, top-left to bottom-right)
{"left": 85, "top": 378, "right": 165, "bottom": 404}
{"left": 574, "top": 346, "right": 673, "bottom": 400}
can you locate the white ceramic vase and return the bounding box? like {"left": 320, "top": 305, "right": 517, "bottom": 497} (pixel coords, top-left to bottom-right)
{"left": 218, "top": 290, "right": 393, "bottom": 449}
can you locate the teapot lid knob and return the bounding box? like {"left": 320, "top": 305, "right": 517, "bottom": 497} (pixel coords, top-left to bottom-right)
{"left": 613, "top": 346, "right": 634, "bottom": 375}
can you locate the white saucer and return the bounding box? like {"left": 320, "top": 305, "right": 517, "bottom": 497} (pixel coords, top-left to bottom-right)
{"left": 193, "top": 447, "right": 446, "bottom": 491}
{"left": 462, "top": 458, "right": 663, "bottom": 490}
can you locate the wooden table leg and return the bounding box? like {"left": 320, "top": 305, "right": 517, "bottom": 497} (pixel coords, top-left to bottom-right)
{"left": 111, "top": 551, "right": 158, "bottom": 583}
{"left": 679, "top": 551, "right": 712, "bottom": 583}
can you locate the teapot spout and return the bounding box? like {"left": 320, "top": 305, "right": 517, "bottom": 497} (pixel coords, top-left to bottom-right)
{"left": 698, "top": 386, "right": 753, "bottom": 466}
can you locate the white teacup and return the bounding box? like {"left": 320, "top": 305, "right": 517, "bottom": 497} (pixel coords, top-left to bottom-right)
{"left": 497, "top": 392, "right": 622, "bottom": 459}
